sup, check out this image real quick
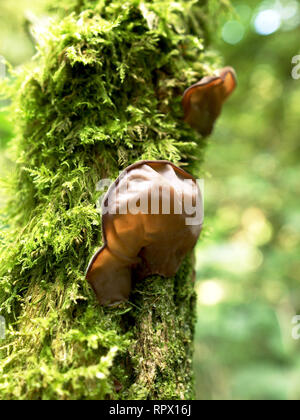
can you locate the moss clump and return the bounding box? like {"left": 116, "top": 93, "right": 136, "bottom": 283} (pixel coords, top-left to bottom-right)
{"left": 0, "top": 0, "right": 228, "bottom": 400}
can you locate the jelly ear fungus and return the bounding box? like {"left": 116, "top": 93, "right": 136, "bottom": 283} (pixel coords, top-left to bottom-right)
{"left": 86, "top": 160, "right": 203, "bottom": 306}
{"left": 182, "top": 66, "right": 237, "bottom": 136}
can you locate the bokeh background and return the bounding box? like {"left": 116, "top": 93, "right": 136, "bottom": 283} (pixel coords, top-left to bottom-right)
{"left": 1, "top": 0, "right": 300, "bottom": 400}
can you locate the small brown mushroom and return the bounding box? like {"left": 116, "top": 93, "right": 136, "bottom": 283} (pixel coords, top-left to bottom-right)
{"left": 182, "top": 66, "right": 237, "bottom": 136}
{"left": 86, "top": 160, "right": 203, "bottom": 306}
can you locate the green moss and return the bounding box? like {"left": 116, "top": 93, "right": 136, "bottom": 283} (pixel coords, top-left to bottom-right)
{"left": 0, "top": 0, "right": 228, "bottom": 400}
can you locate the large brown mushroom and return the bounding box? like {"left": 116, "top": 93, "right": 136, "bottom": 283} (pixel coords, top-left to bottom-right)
{"left": 86, "top": 160, "right": 203, "bottom": 305}
{"left": 182, "top": 66, "right": 237, "bottom": 136}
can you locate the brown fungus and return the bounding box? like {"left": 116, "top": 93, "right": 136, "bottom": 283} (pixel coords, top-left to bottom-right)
{"left": 86, "top": 160, "right": 203, "bottom": 306}
{"left": 182, "top": 66, "right": 237, "bottom": 136}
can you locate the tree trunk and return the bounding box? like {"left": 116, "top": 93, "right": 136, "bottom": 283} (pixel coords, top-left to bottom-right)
{"left": 0, "top": 0, "right": 226, "bottom": 400}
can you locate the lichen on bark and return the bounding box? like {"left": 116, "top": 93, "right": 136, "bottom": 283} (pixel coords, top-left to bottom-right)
{"left": 0, "top": 0, "right": 228, "bottom": 400}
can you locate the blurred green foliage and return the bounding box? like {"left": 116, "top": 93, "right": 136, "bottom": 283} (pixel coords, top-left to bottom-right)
{"left": 194, "top": 0, "right": 300, "bottom": 400}
{"left": 0, "top": 1, "right": 35, "bottom": 66}
{"left": 0, "top": 0, "right": 300, "bottom": 400}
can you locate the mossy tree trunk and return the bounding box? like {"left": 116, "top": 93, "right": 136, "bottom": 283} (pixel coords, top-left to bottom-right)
{"left": 0, "top": 0, "right": 228, "bottom": 400}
